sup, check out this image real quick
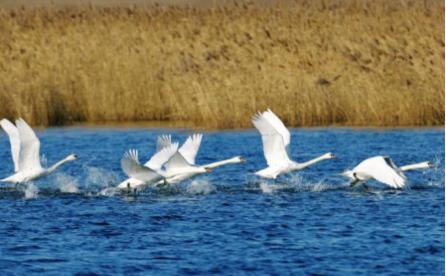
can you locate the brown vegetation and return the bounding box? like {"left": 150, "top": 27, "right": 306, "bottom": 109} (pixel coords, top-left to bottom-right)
{"left": 0, "top": 0, "right": 443, "bottom": 128}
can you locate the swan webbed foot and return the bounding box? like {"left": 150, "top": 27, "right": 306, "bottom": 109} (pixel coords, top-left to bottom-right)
{"left": 349, "top": 180, "right": 361, "bottom": 188}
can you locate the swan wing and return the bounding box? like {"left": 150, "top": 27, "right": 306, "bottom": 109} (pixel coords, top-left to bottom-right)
{"left": 156, "top": 134, "right": 172, "bottom": 152}
{"left": 165, "top": 151, "right": 194, "bottom": 174}
{"left": 262, "top": 109, "right": 290, "bottom": 147}
{"left": 15, "top": 118, "right": 42, "bottom": 171}
{"left": 252, "top": 110, "right": 290, "bottom": 167}
{"left": 121, "top": 149, "right": 163, "bottom": 183}
{"left": 145, "top": 143, "right": 179, "bottom": 170}
{"left": 356, "top": 156, "right": 406, "bottom": 188}
{"left": 0, "top": 119, "right": 20, "bottom": 172}
{"left": 179, "top": 133, "right": 202, "bottom": 165}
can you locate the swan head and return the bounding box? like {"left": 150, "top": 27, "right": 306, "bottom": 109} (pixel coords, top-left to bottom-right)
{"left": 323, "top": 152, "right": 336, "bottom": 159}
{"left": 230, "top": 156, "right": 246, "bottom": 163}
{"left": 66, "top": 154, "right": 78, "bottom": 161}
{"left": 340, "top": 170, "right": 355, "bottom": 180}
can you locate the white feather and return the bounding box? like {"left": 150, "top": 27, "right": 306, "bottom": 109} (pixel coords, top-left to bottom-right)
{"left": 145, "top": 142, "right": 179, "bottom": 170}
{"left": 121, "top": 149, "right": 163, "bottom": 183}
{"left": 178, "top": 133, "right": 202, "bottom": 165}
{"left": 252, "top": 109, "right": 334, "bottom": 179}
{"left": 15, "top": 118, "right": 42, "bottom": 171}
{"left": 0, "top": 119, "right": 20, "bottom": 172}
{"left": 353, "top": 156, "right": 406, "bottom": 188}
{"left": 252, "top": 110, "right": 290, "bottom": 168}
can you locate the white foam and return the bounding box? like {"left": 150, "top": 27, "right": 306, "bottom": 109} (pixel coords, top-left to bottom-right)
{"left": 85, "top": 167, "right": 120, "bottom": 190}
{"left": 259, "top": 174, "right": 335, "bottom": 193}
{"left": 311, "top": 182, "right": 330, "bottom": 192}
{"left": 24, "top": 183, "right": 39, "bottom": 199}
{"left": 186, "top": 180, "right": 216, "bottom": 195}
{"left": 259, "top": 182, "right": 280, "bottom": 194}
{"left": 55, "top": 174, "right": 79, "bottom": 193}
{"left": 99, "top": 187, "right": 119, "bottom": 197}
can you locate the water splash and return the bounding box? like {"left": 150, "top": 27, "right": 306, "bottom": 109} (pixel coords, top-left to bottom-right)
{"left": 54, "top": 174, "right": 79, "bottom": 193}
{"left": 23, "top": 183, "right": 39, "bottom": 199}
{"left": 99, "top": 187, "right": 119, "bottom": 197}
{"left": 186, "top": 180, "right": 216, "bottom": 195}
{"left": 258, "top": 174, "right": 338, "bottom": 194}
{"left": 311, "top": 182, "right": 331, "bottom": 192}
{"left": 259, "top": 182, "right": 282, "bottom": 194}
{"left": 84, "top": 166, "right": 120, "bottom": 191}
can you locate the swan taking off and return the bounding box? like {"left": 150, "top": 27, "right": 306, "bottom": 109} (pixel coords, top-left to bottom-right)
{"left": 117, "top": 143, "right": 179, "bottom": 189}
{"left": 0, "top": 118, "right": 77, "bottom": 184}
{"left": 252, "top": 109, "right": 334, "bottom": 179}
{"left": 341, "top": 156, "right": 435, "bottom": 188}
{"left": 157, "top": 134, "right": 245, "bottom": 184}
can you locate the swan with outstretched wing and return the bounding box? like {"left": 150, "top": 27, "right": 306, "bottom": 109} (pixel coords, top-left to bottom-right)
{"left": 117, "top": 142, "right": 179, "bottom": 189}
{"left": 341, "top": 156, "right": 435, "bottom": 188}
{"left": 0, "top": 118, "right": 77, "bottom": 184}
{"left": 252, "top": 109, "right": 334, "bottom": 179}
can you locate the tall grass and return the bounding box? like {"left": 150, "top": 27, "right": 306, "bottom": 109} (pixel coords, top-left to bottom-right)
{"left": 0, "top": 0, "right": 443, "bottom": 128}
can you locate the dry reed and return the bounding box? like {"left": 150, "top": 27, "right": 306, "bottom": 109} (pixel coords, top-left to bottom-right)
{"left": 0, "top": 0, "right": 443, "bottom": 128}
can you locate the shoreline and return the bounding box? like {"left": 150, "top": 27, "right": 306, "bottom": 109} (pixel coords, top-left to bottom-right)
{"left": 41, "top": 121, "right": 446, "bottom": 131}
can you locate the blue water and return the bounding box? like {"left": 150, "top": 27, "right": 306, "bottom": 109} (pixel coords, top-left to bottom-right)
{"left": 0, "top": 128, "right": 443, "bottom": 274}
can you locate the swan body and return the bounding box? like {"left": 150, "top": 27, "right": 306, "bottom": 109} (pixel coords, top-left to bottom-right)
{"left": 341, "top": 156, "right": 434, "bottom": 188}
{"left": 252, "top": 109, "right": 334, "bottom": 179}
{"left": 0, "top": 118, "right": 77, "bottom": 184}
{"left": 117, "top": 143, "right": 179, "bottom": 189}
{"left": 162, "top": 155, "right": 246, "bottom": 184}
{"left": 155, "top": 134, "right": 245, "bottom": 185}
{"left": 118, "top": 134, "right": 245, "bottom": 188}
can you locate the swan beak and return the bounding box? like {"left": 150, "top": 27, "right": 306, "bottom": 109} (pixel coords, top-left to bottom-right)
{"left": 205, "top": 168, "right": 213, "bottom": 173}
{"left": 427, "top": 161, "right": 436, "bottom": 168}
{"left": 239, "top": 157, "right": 247, "bottom": 162}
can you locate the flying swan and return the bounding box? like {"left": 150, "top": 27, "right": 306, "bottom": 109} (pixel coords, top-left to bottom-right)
{"left": 341, "top": 156, "right": 435, "bottom": 188}
{"left": 0, "top": 118, "right": 77, "bottom": 184}
{"left": 155, "top": 134, "right": 245, "bottom": 185}
{"left": 252, "top": 109, "right": 335, "bottom": 179}
{"left": 117, "top": 142, "right": 179, "bottom": 189}
{"left": 117, "top": 134, "right": 245, "bottom": 189}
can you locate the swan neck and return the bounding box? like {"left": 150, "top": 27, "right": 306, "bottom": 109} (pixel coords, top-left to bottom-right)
{"left": 299, "top": 154, "right": 329, "bottom": 169}
{"left": 47, "top": 156, "right": 72, "bottom": 173}
{"left": 400, "top": 162, "right": 431, "bottom": 172}
{"left": 204, "top": 157, "right": 238, "bottom": 169}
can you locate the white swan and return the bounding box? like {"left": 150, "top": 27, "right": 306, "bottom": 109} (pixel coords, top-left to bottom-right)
{"left": 252, "top": 109, "right": 334, "bottom": 179}
{"left": 155, "top": 134, "right": 245, "bottom": 185}
{"left": 341, "top": 156, "right": 435, "bottom": 188}
{"left": 117, "top": 142, "right": 179, "bottom": 189}
{"left": 0, "top": 118, "right": 77, "bottom": 184}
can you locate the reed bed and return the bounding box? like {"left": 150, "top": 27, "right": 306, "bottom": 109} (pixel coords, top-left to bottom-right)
{"left": 0, "top": 0, "right": 443, "bottom": 127}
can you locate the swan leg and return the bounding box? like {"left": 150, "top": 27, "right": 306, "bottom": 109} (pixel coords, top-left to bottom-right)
{"left": 350, "top": 180, "right": 363, "bottom": 188}
{"left": 156, "top": 178, "right": 168, "bottom": 188}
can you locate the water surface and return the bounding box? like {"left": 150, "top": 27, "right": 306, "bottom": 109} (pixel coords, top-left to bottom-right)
{"left": 0, "top": 128, "right": 444, "bottom": 274}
